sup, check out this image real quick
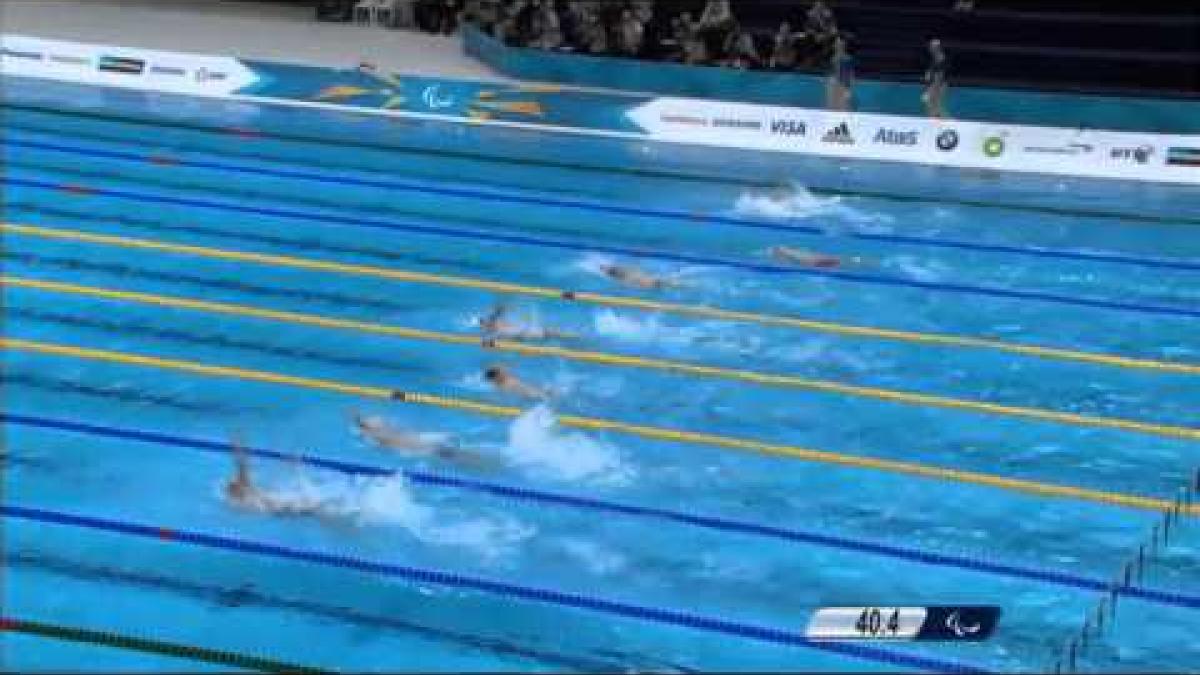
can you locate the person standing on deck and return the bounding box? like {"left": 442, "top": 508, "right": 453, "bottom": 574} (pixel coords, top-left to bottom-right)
{"left": 922, "top": 38, "right": 950, "bottom": 118}
{"left": 825, "top": 35, "right": 855, "bottom": 111}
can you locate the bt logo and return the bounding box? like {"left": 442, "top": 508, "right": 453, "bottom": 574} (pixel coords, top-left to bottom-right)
{"left": 1110, "top": 145, "right": 1154, "bottom": 164}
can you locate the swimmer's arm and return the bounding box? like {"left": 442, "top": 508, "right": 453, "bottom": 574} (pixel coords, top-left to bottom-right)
{"left": 436, "top": 445, "right": 501, "bottom": 472}
{"left": 230, "top": 433, "right": 253, "bottom": 486}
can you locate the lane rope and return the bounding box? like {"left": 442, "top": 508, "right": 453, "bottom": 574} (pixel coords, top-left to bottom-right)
{"left": 5, "top": 222, "right": 1197, "bottom": 377}
{"left": 11, "top": 136, "right": 1200, "bottom": 272}
{"left": 1, "top": 504, "right": 988, "bottom": 674}
{"left": 6, "top": 102, "right": 1194, "bottom": 227}
{"left": 8, "top": 412, "right": 1199, "bottom": 610}
{"left": 5, "top": 337, "right": 1196, "bottom": 515}
{"left": 8, "top": 275, "right": 1200, "bottom": 439}
{"left": 0, "top": 616, "right": 332, "bottom": 673}
{"left": 8, "top": 177, "right": 1200, "bottom": 320}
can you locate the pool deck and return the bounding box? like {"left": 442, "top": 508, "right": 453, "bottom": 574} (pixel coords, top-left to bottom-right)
{"left": 0, "top": 0, "right": 510, "bottom": 81}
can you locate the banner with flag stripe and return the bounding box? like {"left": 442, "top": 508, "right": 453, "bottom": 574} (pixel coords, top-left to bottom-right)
{"left": 1167, "top": 147, "right": 1200, "bottom": 167}
{"left": 97, "top": 55, "right": 144, "bottom": 74}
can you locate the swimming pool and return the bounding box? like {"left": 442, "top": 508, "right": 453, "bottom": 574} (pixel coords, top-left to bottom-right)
{"left": 3, "top": 75, "right": 1199, "bottom": 673}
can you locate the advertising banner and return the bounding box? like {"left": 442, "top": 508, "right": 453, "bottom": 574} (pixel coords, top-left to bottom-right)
{"left": 3, "top": 34, "right": 1197, "bottom": 186}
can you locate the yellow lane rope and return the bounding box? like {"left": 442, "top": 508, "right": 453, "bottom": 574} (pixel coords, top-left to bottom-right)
{"left": 3, "top": 337, "right": 1196, "bottom": 515}
{"left": 6, "top": 222, "right": 1198, "bottom": 377}
{"left": 8, "top": 275, "right": 1200, "bottom": 442}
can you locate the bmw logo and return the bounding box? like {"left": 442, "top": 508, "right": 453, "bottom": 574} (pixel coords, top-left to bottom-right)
{"left": 983, "top": 136, "right": 1005, "bottom": 158}
{"left": 1134, "top": 145, "right": 1153, "bottom": 163}
{"left": 936, "top": 129, "right": 959, "bottom": 151}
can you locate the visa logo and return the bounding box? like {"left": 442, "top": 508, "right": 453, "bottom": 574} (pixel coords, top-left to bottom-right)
{"left": 771, "top": 120, "right": 806, "bottom": 136}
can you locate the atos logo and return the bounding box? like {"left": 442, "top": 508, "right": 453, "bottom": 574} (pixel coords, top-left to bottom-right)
{"left": 873, "top": 128, "right": 918, "bottom": 145}
{"left": 771, "top": 119, "right": 807, "bottom": 136}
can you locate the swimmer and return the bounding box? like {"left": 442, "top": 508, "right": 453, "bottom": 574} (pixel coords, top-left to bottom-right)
{"left": 224, "top": 436, "right": 332, "bottom": 518}
{"left": 479, "top": 303, "right": 576, "bottom": 341}
{"left": 598, "top": 263, "right": 679, "bottom": 290}
{"left": 768, "top": 245, "right": 865, "bottom": 269}
{"left": 353, "top": 412, "right": 489, "bottom": 468}
{"left": 484, "top": 364, "right": 549, "bottom": 401}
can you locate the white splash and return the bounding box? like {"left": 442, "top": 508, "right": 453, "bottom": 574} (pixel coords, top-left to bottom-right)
{"left": 734, "top": 182, "right": 839, "bottom": 220}
{"left": 559, "top": 537, "right": 628, "bottom": 575}
{"left": 732, "top": 181, "right": 893, "bottom": 231}
{"left": 267, "top": 472, "right": 534, "bottom": 559}
{"left": 575, "top": 252, "right": 618, "bottom": 277}
{"left": 501, "top": 405, "right": 634, "bottom": 485}
{"left": 593, "top": 309, "right": 684, "bottom": 344}
{"left": 885, "top": 255, "right": 950, "bottom": 282}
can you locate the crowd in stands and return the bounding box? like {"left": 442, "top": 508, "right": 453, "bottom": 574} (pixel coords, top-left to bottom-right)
{"left": 459, "top": 0, "right": 952, "bottom": 115}
{"left": 466, "top": 0, "right": 851, "bottom": 72}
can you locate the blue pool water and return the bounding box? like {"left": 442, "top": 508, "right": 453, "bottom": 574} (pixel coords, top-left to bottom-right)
{"left": 3, "top": 77, "right": 1199, "bottom": 673}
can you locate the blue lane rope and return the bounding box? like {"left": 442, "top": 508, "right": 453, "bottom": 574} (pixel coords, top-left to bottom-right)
{"left": 2, "top": 504, "right": 989, "bottom": 674}
{"left": 7, "top": 413, "right": 1199, "bottom": 612}
{"left": 8, "top": 176, "right": 1200, "bottom": 321}
{"left": 9, "top": 137, "right": 1200, "bottom": 274}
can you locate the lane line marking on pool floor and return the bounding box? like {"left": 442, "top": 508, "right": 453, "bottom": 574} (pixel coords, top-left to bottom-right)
{"left": 1, "top": 505, "right": 988, "bottom": 674}
{"left": 4, "top": 337, "right": 1197, "bottom": 515}
{"left": 8, "top": 412, "right": 1198, "bottom": 610}
{"left": 12, "top": 136, "right": 1200, "bottom": 273}
{"left": 7, "top": 274, "right": 1200, "bottom": 443}
{"left": 5, "top": 222, "right": 1198, "bottom": 378}
{"left": 8, "top": 176, "right": 1200, "bottom": 320}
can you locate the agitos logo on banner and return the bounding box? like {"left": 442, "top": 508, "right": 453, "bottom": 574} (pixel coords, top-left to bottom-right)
{"left": 97, "top": 55, "right": 145, "bottom": 75}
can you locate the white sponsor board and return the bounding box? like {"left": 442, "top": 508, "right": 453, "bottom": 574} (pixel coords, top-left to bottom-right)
{"left": 628, "top": 98, "right": 1200, "bottom": 185}
{"left": 3, "top": 34, "right": 1197, "bottom": 186}
{"left": 1, "top": 34, "right": 258, "bottom": 97}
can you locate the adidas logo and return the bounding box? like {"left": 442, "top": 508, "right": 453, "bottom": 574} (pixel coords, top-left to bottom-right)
{"left": 822, "top": 122, "right": 854, "bottom": 144}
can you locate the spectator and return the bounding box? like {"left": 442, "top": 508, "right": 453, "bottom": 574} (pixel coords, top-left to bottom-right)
{"left": 723, "top": 23, "right": 761, "bottom": 69}
{"left": 804, "top": 0, "right": 837, "bottom": 61}
{"left": 470, "top": 0, "right": 498, "bottom": 32}
{"left": 434, "top": 0, "right": 461, "bottom": 34}
{"left": 562, "top": 0, "right": 589, "bottom": 49}
{"left": 825, "top": 35, "right": 854, "bottom": 111}
{"left": 679, "top": 12, "right": 708, "bottom": 65}
{"left": 531, "top": 0, "right": 563, "bottom": 49}
{"left": 632, "top": 0, "right": 654, "bottom": 26}
{"left": 698, "top": 0, "right": 735, "bottom": 60}
{"left": 699, "top": 0, "right": 734, "bottom": 31}
{"left": 581, "top": 9, "right": 609, "bottom": 55}
{"left": 615, "top": 8, "right": 645, "bottom": 57}
{"left": 516, "top": 0, "right": 542, "bottom": 45}
{"left": 768, "top": 20, "right": 801, "bottom": 70}
{"left": 656, "top": 14, "right": 685, "bottom": 61}
{"left": 921, "top": 38, "right": 949, "bottom": 117}
{"left": 492, "top": 0, "right": 522, "bottom": 43}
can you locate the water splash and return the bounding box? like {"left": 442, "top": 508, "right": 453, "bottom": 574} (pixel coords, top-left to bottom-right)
{"left": 885, "top": 254, "right": 950, "bottom": 282}
{"left": 734, "top": 182, "right": 840, "bottom": 220}
{"left": 559, "top": 537, "right": 629, "bottom": 576}
{"left": 501, "top": 405, "right": 634, "bottom": 485}
{"left": 592, "top": 310, "right": 761, "bottom": 358}
{"left": 263, "top": 472, "right": 534, "bottom": 559}
{"left": 732, "top": 181, "right": 894, "bottom": 232}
